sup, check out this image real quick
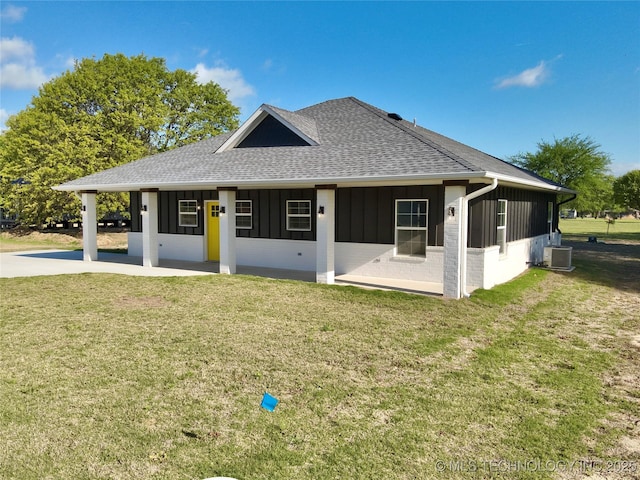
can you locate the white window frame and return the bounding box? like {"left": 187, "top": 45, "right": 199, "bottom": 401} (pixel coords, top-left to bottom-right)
{"left": 497, "top": 199, "right": 507, "bottom": 255}
{"left": 286, "top": 200, "right": 312, "bottom": 231}
{"left": 235, "top": 200, "right": 252, "bottom": 229}
{"left": 395, "top": 199, "right": 428, "bottom": 257}
{"left": 547, "top": 201, "right": 554, "bottom": 236}
{"left": 178, "top": 199, "right": 198, "bottom": 227}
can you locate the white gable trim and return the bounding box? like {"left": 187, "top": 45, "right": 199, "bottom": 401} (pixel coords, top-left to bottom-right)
{"left": 216, "top": 105, "right": 319, "bottom": 152}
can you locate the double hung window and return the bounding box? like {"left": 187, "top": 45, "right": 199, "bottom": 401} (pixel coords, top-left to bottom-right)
{"left": 497, "top": 199, "right": 507, "bottom": 254}
{"left": 395, "top": 199, "right": 428, "bottom": 257}
{"left": 236, "top": 200, "right": 252, "bottom": 229}
{"left": 286, "top": 200, "right": 311, "bottom": 231}
{"left": 178, "top": 200, "right": 198, "bottom": 227}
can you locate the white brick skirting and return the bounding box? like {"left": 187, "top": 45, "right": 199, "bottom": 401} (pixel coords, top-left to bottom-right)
{"left": 466, "top": 234, "right": 551, "bottom": 289}
{"left": 128, "top": 232, "right": 206, "bottom": 262}
{"left": 335, "top": 242, "right": 444, "bottom": 283}
{"left": 236, "top": 238, "right": 316, "bottom": 271}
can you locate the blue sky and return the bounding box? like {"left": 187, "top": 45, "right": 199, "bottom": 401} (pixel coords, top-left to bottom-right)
{"left": 1, "top": 1, "right": 638, "bottom": 176}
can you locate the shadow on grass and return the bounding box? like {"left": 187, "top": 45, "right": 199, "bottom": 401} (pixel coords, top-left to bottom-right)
{"left": 562, "top": 240, "right": 640, "bottom": 293}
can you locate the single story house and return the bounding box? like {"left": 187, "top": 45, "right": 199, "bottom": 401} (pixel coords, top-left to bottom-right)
{"left": 54, "top": 97, "right": 574, "bottom": 298}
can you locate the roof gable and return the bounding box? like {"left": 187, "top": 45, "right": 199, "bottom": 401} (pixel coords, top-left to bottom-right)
{"left": 217, "top": 104, "right": 319, "bottom": 152}
{"left": 236, "top": 114, "right": 310, "bottom": 148}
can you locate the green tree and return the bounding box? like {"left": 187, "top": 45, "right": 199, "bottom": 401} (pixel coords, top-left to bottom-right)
{"left": 509, "top": 134, "right": 613, "bottom": 216}
{"left": 0, "top": 53, "right": 239, "bottom": 225}
{"left": 613, "top": 169, "right": 640, "bottom": 211}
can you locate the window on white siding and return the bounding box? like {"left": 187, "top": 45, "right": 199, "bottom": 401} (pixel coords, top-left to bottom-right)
{"left": 236, "top": 200, "right": 252, "bottom": 229}
{"left": 547, "top": 201, "right": 554, "bottom": 236}
{"left": 395, "top": 199, "right": 428, "bottom": 257}
{"left": 178, "top": 200, "right": 198, "bottom": 227}
{"left": 497, "top": 199, "right": 507, "bottom": 254}
{"left": 286, "top": 200, "right": 311, "bottom": 231}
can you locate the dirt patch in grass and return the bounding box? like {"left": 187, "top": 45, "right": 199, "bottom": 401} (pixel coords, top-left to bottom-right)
{"left": 115, "top": 295, "right": 172, "bottom": 309}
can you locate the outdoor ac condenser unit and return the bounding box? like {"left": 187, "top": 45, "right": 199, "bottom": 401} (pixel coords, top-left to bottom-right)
{"left": 543, "top": 246, "right": 573, "bottom": 270}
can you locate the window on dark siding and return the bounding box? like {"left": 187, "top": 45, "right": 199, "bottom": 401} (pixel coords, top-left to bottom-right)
{"left": 236, "top": 200, "right": 252, "bottom": 229}
{"left": 547, "top": 202, "right": 554, "bottom": 236}
{"left": 286, "top": 200, "right": 311, "bottom": 231}
{"left": 178, "top": 200, "right": 198, "bottom": 227}
{"left": 497, "top": 199, "right": 507, "bottom": 254}
{"left": 395, "top": 199, "right": 428, "bottom": 257}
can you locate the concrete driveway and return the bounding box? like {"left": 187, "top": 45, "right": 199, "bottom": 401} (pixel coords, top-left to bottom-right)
{"left": 0, "top": 250, "right": 218, "bottom": 278}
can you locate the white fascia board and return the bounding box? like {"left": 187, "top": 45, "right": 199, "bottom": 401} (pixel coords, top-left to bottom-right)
{"left": 52, "top": 172, "right": 572, "bottom": 193}
{"left": 216, "top": 105, "right": 318, "bottom": 153}
{"left": 216, "top": 106, "right": 267, "bottom": 152}
{"left": 487, "top": 172, "right": 575, "bottom": 194}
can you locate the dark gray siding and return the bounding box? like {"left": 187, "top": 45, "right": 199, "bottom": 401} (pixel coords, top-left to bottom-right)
{"left": 130, "top": 190, "right": 218, "bottom": 234}
{"left": 468, "top": 186, "right": 556, "bottom": 248}
{"left": 236, "top": 189, "right": 316, "bottom": 241}
{"left": 237, "top": 115, "right": 310, "bottom": 148}
{"left": 336, "top": 186, "right": 445, "bottom": 246}
{"left": 133, "top": 186, "right": 445, "bottom": 245}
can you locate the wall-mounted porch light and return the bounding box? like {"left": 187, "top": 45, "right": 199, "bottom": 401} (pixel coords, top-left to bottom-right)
{"left": 140, "top": 204, "right": 148, "bottom": 214}
{"left": 318, "top": 205, "right": 325, "bottom": 215}
{"left": 220, "top": 206, "right": 226, "bottom": 214}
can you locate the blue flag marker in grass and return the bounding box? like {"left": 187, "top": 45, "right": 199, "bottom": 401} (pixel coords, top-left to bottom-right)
{"left": 261, "top": 392, "right": 278, "bottom": 411}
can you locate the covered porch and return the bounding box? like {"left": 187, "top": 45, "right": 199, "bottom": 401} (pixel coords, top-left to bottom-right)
{"left": 77, "top": 181, "right": 482, "bottom": 298}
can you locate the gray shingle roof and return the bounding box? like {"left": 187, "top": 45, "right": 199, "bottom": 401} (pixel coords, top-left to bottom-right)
{"left": 56, "top": 97, "right": 571, "bottom": 192}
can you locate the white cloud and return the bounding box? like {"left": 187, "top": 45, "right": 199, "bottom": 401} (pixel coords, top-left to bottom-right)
{"left": 496, "top": 55, "right": 563, "bottom": 89}
{"left": 0, "top": 36, "right": 34, "bottom": 62}
{"left": 0, "top": 4, "right": 27, "bottom": 23}
{"left": 190, "top": 62, "right": 255, "bottom": 101}
{"left": 0, "top": 36, "right": 50, "bottom": 89}
{"left": 0, "top": 108, "right": 9, "bottom": 131}
{"left": 1, "top": 62, "right": 48, "bottom": 88}
{"left": 496, "top": 60, "right": 550, "bottom": 89}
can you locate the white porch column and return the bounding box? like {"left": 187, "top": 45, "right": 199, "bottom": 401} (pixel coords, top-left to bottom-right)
{"left": 316, "top": 185, "right": 336, "bottom": 284}
{"left": 219, "top": 188, "right": 237, "bottom": 274}
{"left": 81, "top": 191, "right": 98, "bottom": 262}
{"left": 443, "top": 183, "right": 467, "bottom": 299}
{"left": 141, "top": 189, "right": 159, "bottom": 267}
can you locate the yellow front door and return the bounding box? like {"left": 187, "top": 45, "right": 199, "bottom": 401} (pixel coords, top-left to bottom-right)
{"left": 207, "top": 202, "right": 220, "bottom": 261}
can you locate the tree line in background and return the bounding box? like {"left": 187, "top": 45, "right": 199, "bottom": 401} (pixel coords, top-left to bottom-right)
{"left": 0, "top": 53, "right": 638, "bottom": 226}
{"left": 509, "top": 135, "right": 639, "bottom": 218}
{"left": 0, "top": 53, "right": 239, "bottom": 226}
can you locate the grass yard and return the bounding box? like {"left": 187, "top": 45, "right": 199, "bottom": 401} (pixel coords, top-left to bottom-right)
{"left": 1, "top": 242, "right": 639, "bottom": 479}
{"left": 559, "top": 218, "right": 640, "bottom": 242}
{"left": 0, "top": 229, "right": 128, "bottom": 253}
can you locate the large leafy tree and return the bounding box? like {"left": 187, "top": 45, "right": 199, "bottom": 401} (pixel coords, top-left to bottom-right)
{"left": 0, "top": 53, "right": 239, "bottom": 225}
{"left": 613, "top": 169, "right": 640, "bottom": 211}
{"left": 509, "top": 134, "right": 613, "bottom": 216}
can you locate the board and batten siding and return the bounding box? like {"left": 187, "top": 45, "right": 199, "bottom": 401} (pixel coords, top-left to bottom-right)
{"left": 130, "top": 191, "right": 218, "bottom": 235}
{"left": 236, "top": 189, "right": 316, "bottom": 241}
{"left": 468, "top": 186, "right": 556, "bottom": 249}
{"left": 131, "top": 186, "right": 446, "bottom": 245}
{"left": 335, "top": 186, "right": 445, "bottom": 246}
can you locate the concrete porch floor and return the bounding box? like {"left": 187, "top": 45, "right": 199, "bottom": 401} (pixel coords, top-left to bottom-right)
{"left": 0, "top": 250, "right": 444, "bottom": 296}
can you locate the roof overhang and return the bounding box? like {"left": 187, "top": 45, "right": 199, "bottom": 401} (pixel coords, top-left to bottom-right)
{"left": 53, "top": 171, "right": 575, "bottom": 194}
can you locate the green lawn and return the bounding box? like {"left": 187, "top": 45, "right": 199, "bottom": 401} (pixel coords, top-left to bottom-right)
{"left": 559, "top": 217, "right": 640, "bottom": 242}
{"left": 1, "top": 249, "right": 638, "bottom": 479}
